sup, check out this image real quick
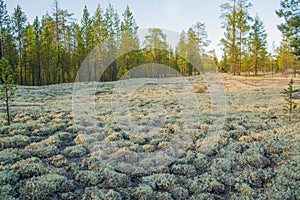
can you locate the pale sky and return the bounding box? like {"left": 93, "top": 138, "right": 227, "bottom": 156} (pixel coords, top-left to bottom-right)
{"left": 6, "top": 0, "right": 284, "bottom": 59}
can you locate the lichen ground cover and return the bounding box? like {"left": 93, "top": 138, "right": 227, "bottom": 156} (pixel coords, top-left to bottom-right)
{"left": 0, "top": 74, "right": 299, "bottom": 199}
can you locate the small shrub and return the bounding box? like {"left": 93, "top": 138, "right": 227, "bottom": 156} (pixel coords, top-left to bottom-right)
{"left": 11, "top": 157, "right": 65, "bottom": 178}
{"left": 19, "top": 174, "right": 72, "bottom": 199}
{"left": 75, "top": 170, "right": 103, "bottom": 186}
{"left": 0, "top": 149, "right": 21, "bottom": 165}
{"left": 169, "top": 186, "right": 189, "bottom": 199}
{"left": 171, "top": 164, "right": 196, "bottom": 177}
{"left": 82, "top": 188, "right": 122, "bottom": 200}
{"left": 62, "top": 144, "right": 88, "bottom": 158}
{"left": 0, "top": 170, "right": 19, "bottom": 185}
{"left": 156, "top": 192, "right": 173, "bottom": 200}
{"left": 102, "top": 168, "right": 129, "bottom": 189}
{"left": 238, "top": 183, "right": 254, "bottom": 196}
{"left": 25, "top": 135, "right": 61, "bottom": 158}
{"left": 153, "top": 173, "right": 177, "bottom": 190}
{"left": 0, "top": 184, "right": 17, "bottom": 199}
{"left": 51, "top": 154, "right": 69, "bottom": 167}
{"left": 0, "top": 135, "right": 31, "bottom": 149}
{"left": 130, "top": 184, "right": 153, "bottom": 199}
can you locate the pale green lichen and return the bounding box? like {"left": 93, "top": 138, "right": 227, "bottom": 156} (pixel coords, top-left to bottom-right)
{"left": 19, "top": 174, "right": 72, "bottom": 199}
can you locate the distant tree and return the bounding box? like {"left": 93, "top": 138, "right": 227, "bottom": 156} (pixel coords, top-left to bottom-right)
{"left": 23, "top": 24, "right": 35, "bottom": 85}
{"left": 276, "top": 0, "right": 300, "bottom": 59}
{"left": 117, "top": 5, "right": 139, "bottom": 79}
{"left": 0, "top": 0, "right": 9, "bottom": 59}
{"left": 236, "top": 0, "right": 252, "bottom": 75}
{"left": 52, "top": 0, "right": 73, "bottom": 83}
{"left": 104, "top": 3, "right": 120, "bottom": 81}
{"left": 92, "top": 4, "right": 107, "bottom": 81}
{"left": 176, "top": 30, "right": 188, "bottom": 76}
{"left": 283, "top": 79, "right": 297, "bottom": 121}
{"left": 40, "top": 13, "right": 55, "bottom": 85}
{"left": 192, "top": 22, "right": 210, "bottom": 54}
{"left": 33, "top": 17, "right": 42, "bottom": 85}
{"left": 144, "top": 28, "right": 168, "bottom": 64}
{"left": 249, "top": 15, "right": 267, "bottom": 76}
{"left": 186, "top": 28, "right": 200, "bottom": 75}
{"left": 220, "top": 0, "right": 238, "bottom": 74}
{"left": 277, "top": 41, "right": 297, "bottom": 77}
{"left": 220, "top": 0, "right": 253, "bottom": 75}
{"left": 12, "top": 4, "right": 27, "bottom": 85}
{"left": 0, "top": 58, "right": 17, "bottom": 125}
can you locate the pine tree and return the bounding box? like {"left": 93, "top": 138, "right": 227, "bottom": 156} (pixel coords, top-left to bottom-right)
{"left": 176, "top": 31, "right": 188, "bottom": 76}
{"left": 52, "top": 0, "right": 73, "bottom": 83}
{"left": 249, "top": 15, "right": 267, "bottom": 76}
{"left": 0, "top": 58, "right": 17, "bottom": 125}
{"left": 40, "top": 13, "right": 55, "bottom": 85}
{"left": 91, "top": 4, "right": 107, "bottom": 81}
{"left": 192, "top": 22, "right": 210, "bottom": 54}
{"left": 0, "top": 0, "right": 10, "bottom": 59}
{"left": 81, "top": 6, "right": 93, "bottom": 53}
{"left": 283, "top": 79, "right": 297, "bottom": 121}
{"left": 236, "top": 0, "right": 252, "bottom": 75}
{"left": 186, "top": 28, "right": 199, "bottom": 75}
{"left": 23, "top": 24, "right": 35, "bottom": 85}
{"left": 12, "top": 4, "right": 27, "bottom": 84}
{"left": 33, "top": 17, "right": 42, "bottom": 85}
{"left": 117, "top": 5, "right": 139, "bottom": 79}
{"left": 104, "top": 3, "right": 120, "bottom": 81}
{"left": 277, "top": 41, "right": 297, "bottom": 77}
{"left": 144, "top": 28, "right": 168, "bottom": 64}
{"left": 220, "top": 0, "right": 238, "bottom": 74}
{"left": 276, "top": 0, "right": 300, "bottom": 58}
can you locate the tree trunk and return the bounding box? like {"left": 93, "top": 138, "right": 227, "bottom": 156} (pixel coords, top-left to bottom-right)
{"left": 232, "top": 0, "right": 237, "bottom": 75}
{"left": 19, "top": 41, "right": 23, "bottom": 85}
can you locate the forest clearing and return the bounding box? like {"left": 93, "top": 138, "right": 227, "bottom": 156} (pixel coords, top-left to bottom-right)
{"left": 0, "top": 73, "right": 299, "bottom": 199}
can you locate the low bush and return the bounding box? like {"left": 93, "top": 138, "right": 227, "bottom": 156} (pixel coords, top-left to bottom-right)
{"left": 0, "top": 135, "right": 31, "bottom": 149}
{"left": 62, "top": 144, "right": 88, "bottom": 158}
{"left": 82, "top": 187, "right": 122, "bottom": 200}
{"left": 11, "top": 157, "right": 65, "bottom": 178}
{"left": 75, "top": 170, "right": 103, "bottom": 186}
{"left": 19, "top": 174, "right": 72, "bottom": 199}
{"left": 25, "top": 135, "right": 61, "bottom": 158}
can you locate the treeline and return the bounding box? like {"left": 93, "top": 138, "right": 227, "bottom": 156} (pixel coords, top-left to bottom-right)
{"left": 0, "top": 0, "right": 299, "bottom": 86}
{"left": 0, "top": 0, "right": 211, "bottom": 86}
{"left": 217, "top": 0, "right": 299, "bottom": 76}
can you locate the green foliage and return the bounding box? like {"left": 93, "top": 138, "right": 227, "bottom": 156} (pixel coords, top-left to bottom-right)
{"left": 283, "top": 79, "right": 297, "bottom": 121}
{"left": 0, "top": 58, "right": 17, "bottom": 125}
{"left": 276, "top": 0, "right": 300, "bottom": 58}
{"left": 249, "top": 15, "right": 268, "bottom": 76}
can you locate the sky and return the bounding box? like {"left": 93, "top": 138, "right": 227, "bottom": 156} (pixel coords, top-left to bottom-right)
{"left": 5, "top": 0, "right": 284, "bottom": 59}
